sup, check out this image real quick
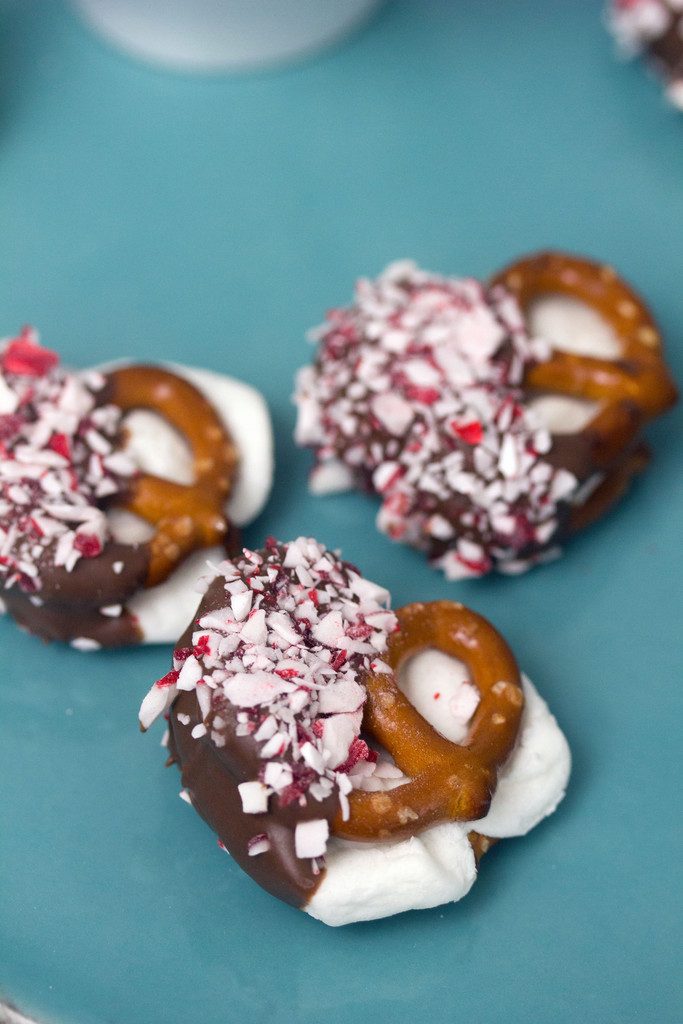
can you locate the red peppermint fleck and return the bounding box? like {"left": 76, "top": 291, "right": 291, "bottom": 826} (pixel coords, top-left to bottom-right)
{"left": 336, "top": 737, "right": 374, "bottom": 773}
{"left": 73, "top": 533, "right": 103, "bottom": 558}
{"left": 278, "top": 768, "right": 317, "bottom": 807}
{"left": 2, "top": 329, "right": 59, "bottom": 377}
{"left": 193, "top": 634, "right": 211, "bottom": 657}
{"left": 48, "top": 432, "right": 72, "bottom": 461}
{"left": 28, "top": 516, "right": 44, "bottom": 538}
{"left": 507, "top": 514, "right": 537, "bottom": 548}
{"left": 274, "top": 667, "right": 299, "bottom": 680}
{"left": 331, "top": 650, "right": 347, "bottom": 671}
{"left": 346, "top": 622, "right": 372, "bottom": 640}
{"left": 307, "top": 588, "right": 319, "bottom": 606}
{"left": 0, "top": 414, "right": 23, "bottom": 442}
{"left": 173, "top": 645, "right": 193, "bottom": 663}
{"left": 451, "top": 420, "right": 483, "bottom": 445}
{"left": 433, "top": 692, "right": 441, "bottom": 700}
{"left": 456, "top": 554, "right": 491, "bottom": 576}
{"left": 403, "top": 384, "right": 440, "bottom": 405}
{"left": 377, "top": 464, "right": 404, "bottom": 493}
{"left": 155, "top": 670, "right": 180, "bottom": 689}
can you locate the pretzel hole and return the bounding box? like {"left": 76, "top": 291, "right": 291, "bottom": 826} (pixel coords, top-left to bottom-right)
{"left": 349, "top": 650, "right": 481, "bottom": 797}
{"left": 398, "top": 649, "right": 480, "bottom": 744}
{"left": 106, "top": 412, "right": 197, "bottom": 544}
{"left": 527, "top": 393, "right": 600, "bottom": 435}
{"left": 106, "top": 508, "right": 155, "bottom": 544}
{"left": 120, "top": 410, "right": 195, "bottom": 486}
{"left": 528, "top": 295, "right": 622, "bottom": 360}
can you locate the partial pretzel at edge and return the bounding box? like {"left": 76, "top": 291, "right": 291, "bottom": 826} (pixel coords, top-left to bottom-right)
{"left": 490, "top": 250, "right": 678, "bottom": 420}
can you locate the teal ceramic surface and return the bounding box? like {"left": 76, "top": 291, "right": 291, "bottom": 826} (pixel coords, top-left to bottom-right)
{"left": 1, "top": 2, "right": 682, "bottom": 1022}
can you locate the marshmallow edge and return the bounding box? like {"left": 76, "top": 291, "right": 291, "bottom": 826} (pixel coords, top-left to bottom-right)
{"left": 305, "top": 674, "right": 571, "bottom": 926}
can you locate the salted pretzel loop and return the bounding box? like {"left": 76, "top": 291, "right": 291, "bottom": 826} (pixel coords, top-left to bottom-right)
{"left": 333, "top": 601, "right": 524, "bottom": 842}
{"left": 491, "top": 251, "right": 678, "bottom": 435}
{"left": 490, "top": 252, "right": 678, "bottom": 535}
{"left": 105, "top": 365, "right": 238, "bottom": 587}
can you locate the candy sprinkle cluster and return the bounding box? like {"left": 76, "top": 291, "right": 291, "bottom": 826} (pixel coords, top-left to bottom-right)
{"left": 140, "top": 537, "right": 399, "bottom": 864}
{"left": 0, "top": 328, "right": 135, "bottom": 596}
{"left": 294, "top": 261, "right": 578, "bottom": 578}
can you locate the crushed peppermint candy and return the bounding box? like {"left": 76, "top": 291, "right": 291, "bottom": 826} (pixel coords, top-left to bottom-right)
{"left": 0, "top": 328, "right": 136, "bottom": 595}
{"left": 609, "top": 0, "right": 675, "bottom": 51}
{"left": 294, "top": 261, "right": 580, "bottom": 578}
{"left": 608, "top": 0, "right": 683, "bottom": 108}
{"left": 140, "top": 537, "right": 399, "bottom": 864}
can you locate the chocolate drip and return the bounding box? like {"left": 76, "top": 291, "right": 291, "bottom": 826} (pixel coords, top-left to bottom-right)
{"left": 166, "top": 577, "right": 339, "bottom": 909}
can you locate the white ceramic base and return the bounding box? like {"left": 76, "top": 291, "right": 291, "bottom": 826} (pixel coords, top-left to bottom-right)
{"left": 73, "top": 0, "right": 383, "bottom": 72}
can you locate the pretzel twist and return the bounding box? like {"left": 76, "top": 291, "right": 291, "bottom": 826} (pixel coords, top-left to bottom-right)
{"left": 105, "top": 365, "right": 238, "bottom": 587}
{"left": 490, "top": 252, "right": 677, "bottom": 532}
{"left": 334, "top": 601, "right": 524, "bottom": 842}
{"left": 492, "top": 251, "right": 677, "bottom": 432}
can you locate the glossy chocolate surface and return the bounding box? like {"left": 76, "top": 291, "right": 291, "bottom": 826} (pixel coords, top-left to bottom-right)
{"left": 167, "top": 576, "right": 339, "bottom": 909}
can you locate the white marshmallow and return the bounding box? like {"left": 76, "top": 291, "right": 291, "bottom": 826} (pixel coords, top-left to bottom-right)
{"left": 306, "top": 666, "right": 570, "bottom": 926}
{"left": 127, "top": 547, "right": 224, "bottom": 644}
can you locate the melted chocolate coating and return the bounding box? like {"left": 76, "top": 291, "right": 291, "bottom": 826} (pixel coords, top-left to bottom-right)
{"left": 4, "top": 588, "right": 143, "bottom": 646}
{"left": 1, "top": 372, "right": 152, "bottom": 643}
{"left": 167, "top": 575, "right": 339, "bottom": 909}
{"left": 3, "top": 530, "right": 150, "bottom": 645}
{"left": 648, "top": 10, "right": 683, "bottom": 86}
{"left": 34, "top": 538, "right": 150, "bottom": 605}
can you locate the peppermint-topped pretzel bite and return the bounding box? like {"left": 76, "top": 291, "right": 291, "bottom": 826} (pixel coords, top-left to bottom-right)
{"left": 0, "top": 328, "right": 273, "bottom": 647}
{"left": 608, "top": 0, "right": 683, "bottom": 109}
{"left": 140, "top": 537, "right": 570, "bottom": 925}
{"left": 294, "top": 254, "right": 676, "bottom": 578}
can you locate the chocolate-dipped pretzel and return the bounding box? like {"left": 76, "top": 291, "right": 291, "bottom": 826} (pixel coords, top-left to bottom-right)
{"left": 140, "top": 537, "right": 570, "bottom": 925}
{"left": 0, "top": 328, "right": 273, "bottom": 647}
{"left": 294, "top": 253, "right": 676, "bottom": 578}
{"left": 336, "top": 601, "right": 523, "bottom": 840}
{"left": 491, "top": 252, "right": 676, "bottom": 540}
{"left": 608, "top": 0, "right": 683, "bottom": 109}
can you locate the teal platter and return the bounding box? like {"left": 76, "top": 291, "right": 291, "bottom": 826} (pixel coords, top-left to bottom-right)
{"left": 1, "top": 2, "right": 681, "bottom": 1022}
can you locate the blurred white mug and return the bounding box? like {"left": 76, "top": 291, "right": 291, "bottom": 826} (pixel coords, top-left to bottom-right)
{"left": 73, "top": 0, "right": 383, "bottom": 72}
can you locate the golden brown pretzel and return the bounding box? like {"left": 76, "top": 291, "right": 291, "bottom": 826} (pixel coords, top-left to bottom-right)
{"left": 491, "top": 251, "right": 677, "bottom": 444}
{"left": 106, "top": 365, "right": 238, "bottom": 586}
{"left": 333, "top": 601, "right": 524, "bottom": 842}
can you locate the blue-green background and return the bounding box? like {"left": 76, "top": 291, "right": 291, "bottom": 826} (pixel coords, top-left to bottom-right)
{"left": 1, "top": 2, "right": 681, "bottom": 1022}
